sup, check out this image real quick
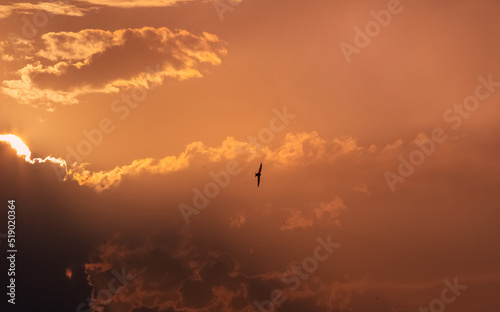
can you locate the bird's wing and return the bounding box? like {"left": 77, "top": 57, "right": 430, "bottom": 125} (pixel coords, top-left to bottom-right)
{"left": 258, "top": 163, "right": 262, "bottom": 174}
{"left": 257, "top": 175, "right": 260, "bottom": 187}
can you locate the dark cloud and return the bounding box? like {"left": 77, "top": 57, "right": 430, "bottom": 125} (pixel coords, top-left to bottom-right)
{"left": 1, "top": 124, "right": 500, "bottom": 311}
{"left": 180, "top": 279, "right": 213, "bottom": 308}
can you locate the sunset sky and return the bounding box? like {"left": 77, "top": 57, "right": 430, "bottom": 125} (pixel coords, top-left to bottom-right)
{"left": 1, "top": 0, "right": 500, "bottom": 311}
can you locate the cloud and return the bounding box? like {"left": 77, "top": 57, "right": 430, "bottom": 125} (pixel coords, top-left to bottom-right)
{"left": 280, "top": 209, "right": 314, "bottom": 231}
{"left": 81, "top": 229, "right": 361, "bottom": 312}
{"left": 383, "top": 139, "right": 403, "bottom": 151}
{"left": 263, "top": 132, "right": 362, "bottom": 167}
{"left": 82, "top": 232, "right": 249, "bottom": 312}
{"left": 68, "top": 153, "right": 191, "bottom": 192}
{"left": 313, "top": 197, "right": 346, "bottom": 222}
{"left": 413, "top": 132, "right": 429, "bottom": 144}
{"left": 2, "top": 63, "right": 90, "bottom": 108}
{"left": 3, "top": 129, "right": 500, "bottom": 312}
{"left": 332, "top": 136, "right": 362, "bottom": 154}
{"left": 229, "top": 213, "right": 246, "bottom": 229}
{"left": 0, "top": 134, "right": 66, "bottom": 166}
{"left": 78, "top": 0, "right": 243, "bottom": 9}
{"left": 1, "top": 27, "right": 227, "bottom": 109}
{"left": 0, "top": 0, "right": 245, "bottom": 19}
{"left": 1, "top": 131, "right": 375, "bottom": 192}
{"left": 0, "top": 2, "right": 87, "bottom": 20}
{"left": 318, "top": 279, "right": 369, "bottom": 311}
{"left": 78, "top": 0, "right": 196, "bottom": 8}
{"left": 2, "top": 130, "right": 425, "bottom": 195}
{"left": 36, "top": 29, "right": 117, "bottom": 62}
{"left": 0, "top": 41, "right": 15, "bottom": 61}
{"left": 0, "top": 5, "right": 11, "bottom": 19}
{"left": 66, "top": 132, "right": 367, "bottom": 191}
{"left": 353, "top": 184, "right": 371, "bottom": 195}
{"left": 281, "top": 197, "right": 347, "bottom": 230}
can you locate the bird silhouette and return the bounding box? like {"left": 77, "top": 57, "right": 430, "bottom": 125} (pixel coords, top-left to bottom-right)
{"left": 255, "top": 163, "right": 262, "bottom": 187}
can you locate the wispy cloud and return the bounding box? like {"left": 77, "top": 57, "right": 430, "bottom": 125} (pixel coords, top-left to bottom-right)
{"left": 383, "top": 139, "right": 403, "bottom": 151}
{"left": 229, "top": 213, "right": 246, "bottom": 229}
{"left": 280, "top": 197, "right": 346, "bottom": 230}
{"left": 78, "top": 0, "right": 243, "bottom": 9}
{"left": 0, "top": 2, "right": 87, "bottom": 20}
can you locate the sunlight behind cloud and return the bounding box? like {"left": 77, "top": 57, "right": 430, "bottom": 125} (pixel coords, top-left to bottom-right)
{"left": 0, "top": 134, "right": 31, "bottom": 162}
{"left": 0, "top": 134, "right": 66, "bottom": 167}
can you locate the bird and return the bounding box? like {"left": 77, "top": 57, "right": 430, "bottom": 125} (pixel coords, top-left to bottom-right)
{"left": 255, "top": 163, "right": 262, "bottom": 187}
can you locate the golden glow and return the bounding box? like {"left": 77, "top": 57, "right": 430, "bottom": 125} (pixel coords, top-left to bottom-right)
{"left": 0, "top": 134, "right": 67, "bottom": 170}
{"left": 0, "top": 134, "right": 32, "bottom": 162}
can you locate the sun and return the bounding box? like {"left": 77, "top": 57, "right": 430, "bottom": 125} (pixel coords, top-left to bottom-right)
{"left": 0, "top": 134, "right": 32, "bottom": 162}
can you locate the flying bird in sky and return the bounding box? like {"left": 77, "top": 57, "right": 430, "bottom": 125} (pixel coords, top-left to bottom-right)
{"left": 255, "top": 163, "right": 262, "bottom": 187}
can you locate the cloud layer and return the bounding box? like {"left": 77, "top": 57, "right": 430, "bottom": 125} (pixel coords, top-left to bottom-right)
{"left": 2, "top": 27, "right": 226, "bottom": 109}
{"left": 2, "top": 126, "right": 500, "bottom": 312}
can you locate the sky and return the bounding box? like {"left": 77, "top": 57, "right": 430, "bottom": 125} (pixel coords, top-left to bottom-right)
{"left": 0, "top": 0, "right": 500, "bottom": 311}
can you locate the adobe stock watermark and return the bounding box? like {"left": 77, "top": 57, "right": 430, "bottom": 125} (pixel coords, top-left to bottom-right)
{"left": 418, "top": 277, "right": 467, "bottom": 312}
{"left": 51, "top": 64, "right": 162, "bottom": 181}
{"left": 179, "top": 106, "right": 296, "bottom": 224}
{"left": 253, "top": 235, "right": 340, "bottom": 312}
{"left": 385, "top": 74, "right": 500, "bottom": 192}
{"left": 339, "top": 0, "right": 404, "bottom": 64}
{"left": 213, "top": 0, "right": 241, "bottom": 21}
{"left": 76, "top": 267, "right": 135, "bottom": 312}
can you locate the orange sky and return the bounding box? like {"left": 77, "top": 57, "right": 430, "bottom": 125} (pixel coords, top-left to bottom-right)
{"left": 1, "top": 0, "right": 500, "bottom": 311}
